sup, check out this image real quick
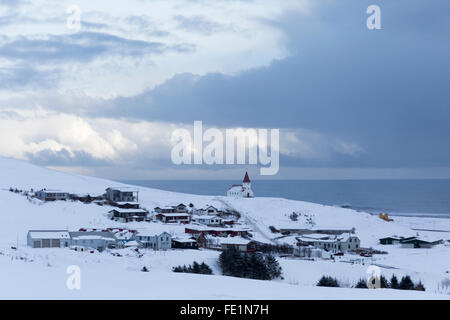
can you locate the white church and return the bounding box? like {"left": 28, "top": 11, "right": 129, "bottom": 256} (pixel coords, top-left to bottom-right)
{"left": 227, "top": 172, "right": 254, "bottom": 198}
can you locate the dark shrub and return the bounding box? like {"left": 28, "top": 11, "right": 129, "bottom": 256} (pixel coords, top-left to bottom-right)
{"left": 380, "top": 275, "right": 390, "bottom": 288}
{"left": 173, "top": 261, "right": 213, "bottom": 275}
{"left": 390, "top": 275, "right": 399, "bottom": 289}
{"left": 317, "top": 276, "right": 340, "bottom": 287}
{"left": 414, "top": 281, "right": 426, "bottom": 291}
{"left": 399, "top": 276, "right": 415, "bottom": 290}
{"left": 355, "top": 279, "right": 368, "bottom": 288}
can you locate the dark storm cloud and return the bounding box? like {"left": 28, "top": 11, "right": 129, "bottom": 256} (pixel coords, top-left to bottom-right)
{"left": 93, "top": 0, "right": 450, "bottom": 169}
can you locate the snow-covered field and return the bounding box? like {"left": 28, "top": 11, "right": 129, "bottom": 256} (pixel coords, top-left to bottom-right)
{"left": 0, "top": 156, "right": 449, "bottom": 299}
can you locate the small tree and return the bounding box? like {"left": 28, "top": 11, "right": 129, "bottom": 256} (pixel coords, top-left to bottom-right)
{"left": 173, "top": 262, "right": 213, "bottom": 275}
{"left": 414, "top": 281, "right": 426, "bottom": 291}
{"left": 265, "top": 254, "right": 282, "bottom": 279}
{"left": 200, "top": 262, "right": 213, "bottom": 275}
{"left": 399, "top": 276, "right": 415, "bottom": 290}
{"left": 390, "top": 275, "right": 399, "bottom": 289}
{"left": 317, "top": 276, "right": 340, "bottom": 287}
{"left": 380, "top": 275, "right": 390, "bottom": 288}
{"left": 355, "top": 279, "right": 368, "bottom": 288}
{"left": 289, "top": 212, "right": 298, "bottom": 221}
{"left": 191, "top": 261, "right": 201, "bottom": 274}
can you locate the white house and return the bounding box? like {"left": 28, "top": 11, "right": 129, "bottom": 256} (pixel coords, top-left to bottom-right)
{"left": 105, "top": 187, "right": 139, "bottom": 203}
{"left": 35, "top": 190, "right": 69, "bottom": 201}
{"left": 191, "top": 215, "right": 222, "bottom": 226}
{"left": 227, "top": 172, "right": 254, "bottom": 198}
{"left": 297, "top": 233, "right": 360, "bottom": 253}
{"left": 195, "top": 205, "right": 221, "bottom": 216}
{"left": 69, "top": 231, "right": 118, "bottom": 251}
{"left": 155, "top": 212, "right": 190, "bottom": 224}
{"left": 136, "top": 231, "right": 172, "bottom": 250}
{"left": 27, "top": 230, "right": 71, "bottom": 248}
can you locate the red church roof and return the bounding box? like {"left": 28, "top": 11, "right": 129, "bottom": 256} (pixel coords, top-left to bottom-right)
{"left": 243, "top": 172, "right": 251, "bottom": 183}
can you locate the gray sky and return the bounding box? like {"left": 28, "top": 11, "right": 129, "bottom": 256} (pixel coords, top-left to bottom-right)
{"left": 0, "top": 0, "right": 449, "bottom": 180}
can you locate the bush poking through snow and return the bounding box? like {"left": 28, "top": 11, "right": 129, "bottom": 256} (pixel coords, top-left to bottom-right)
{"left": 390, "top": 275, "right": 399, "bottom": 289}
{"left": 379, "top": 275, "right": 390, "bottom": 288}
{"left": 355, "top": 279, "right": 368, "bottom": 288}
{"left": 289, "top": 212, "right": 298, "bottom": 221}
{"left": 173, "top": 261, "right": 213, "bottom": 275}
{"left": 399, "top": 275, "right": 415, "bottom": 290}
{"left": 141, "top": 266, "right": 149, "bottom": 272}
{"left": 414, "top": 281, "right": 426, "bottom": 291}
{"left": 317, "top": 276, "right": 340, "bottom": 287}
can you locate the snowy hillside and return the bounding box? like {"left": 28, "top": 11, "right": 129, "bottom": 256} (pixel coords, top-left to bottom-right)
{"left": 0, "top": 156, "right": 449, "bottom": 299}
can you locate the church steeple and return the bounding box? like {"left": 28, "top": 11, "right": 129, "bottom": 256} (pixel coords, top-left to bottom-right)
{"left": 243, "top": 171, "right": 251, "bottom": 183}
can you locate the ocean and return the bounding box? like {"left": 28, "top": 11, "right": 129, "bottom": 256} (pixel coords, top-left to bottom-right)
{"left": 121, "top": 179, "right": 450, "bottom": 218}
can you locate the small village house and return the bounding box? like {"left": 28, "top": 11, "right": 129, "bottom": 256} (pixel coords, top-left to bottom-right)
{"left": 154, "top": 206, "right": 177, "bottom": 214}
{"left": 35, "top": 189, "right": 69, "bottom": 201}
{"left": 173, "top": 203, "right": 188, "bottom": 213}
{"left": 27, "top": 230, "right": 71, "bottom": 248}
{"left": 107, "top": 228, "right": 137, "bottom": 247}
{"left": 400, "top": 237, "right": 443, "bottom": 248}
{"left": 297, "top": 233, "right": 360, "bottom": 252}
{"left": 379, "top": 236, "right": 417, "bottom": 245}
{"left": 185, "top": 225, "right": 250, "bottom": 237}
{"left": 105, "top": 187, "right": 139, "bottom": 203}
{"left": 69, "top": 230, "right": 118, "bottom": 251}
{"left": 191, "top": 215, "right": 222, "bottom": 226}
{"left": 154, "top": 203, "right": 188, "bottom": 214}
{"left": 195, "top": 234, "right": 221, "bottom": 250}
{"left": 109, "top": 208, "right": 149, "bottom": 223}
{"left": 195, "top": 205, "right": 221, "bottom": 216}
{"left": 294, "top": 246, "right": 331, "bottom": 259}
{"left": 220, "top": 237, "right": 256, "bottom": 253}
{"left": 155, "top": 212, "right": 190, "bottom": 224}
{"left": 136, "top": 231, "right": 172, "bottom": 250}
{"left": 280, "top": 227, "right": 356, "bottom": 236}
{"left": 114, "top": 201, "right": 140, "bottom": 209}
{"left": 172, "top": 236, "right": 199, "bottom": 249}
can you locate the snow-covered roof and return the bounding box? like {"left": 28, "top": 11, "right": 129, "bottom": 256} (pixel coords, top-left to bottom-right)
{"left": 124, "top": 240, "right": 139, "bottom": 247}
{"left": 220, "top": 237, "right": 252, "bottom": 245}
{"left": 192, "top": 215, "right": 221, "bottom": 220}
{"left": 109, "top": 208, "right": 148, "bottom": 213}
{"left": 228, "top": 185, "right": 244, "bottom": 191}
{"left": 402, "top": 236, "right": 443, "bottom": 244}
{"left": 297, "top": 233, "right": 357, "bottom": 243}
{"left": 28, "top": 230, "right": 70, "bottom": 239}
{"left": 72, "top": 235, "right": 115, "bottom": 241}
{"left": 37, "top": 189, "right": 68, "bottom": 193}
{"left": 136, "top": 230, "right": 170, "bottom": 237}
{"left": 115, "top": 201, "right": 140, "bottom": 205}
{"left": 158, "top": 213, "right": 190, "bottom": 217}
{"left": 106, "top": 187, "right": 138, "bottom": 192}
{"left": 186, "top": 225, "right": 250, "bottom": 232}
{"left": 172, "top": 237, "right": 196, "bottom": 243}
{"left": 300, "top": 233, "right": 332, "bottom": 240}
